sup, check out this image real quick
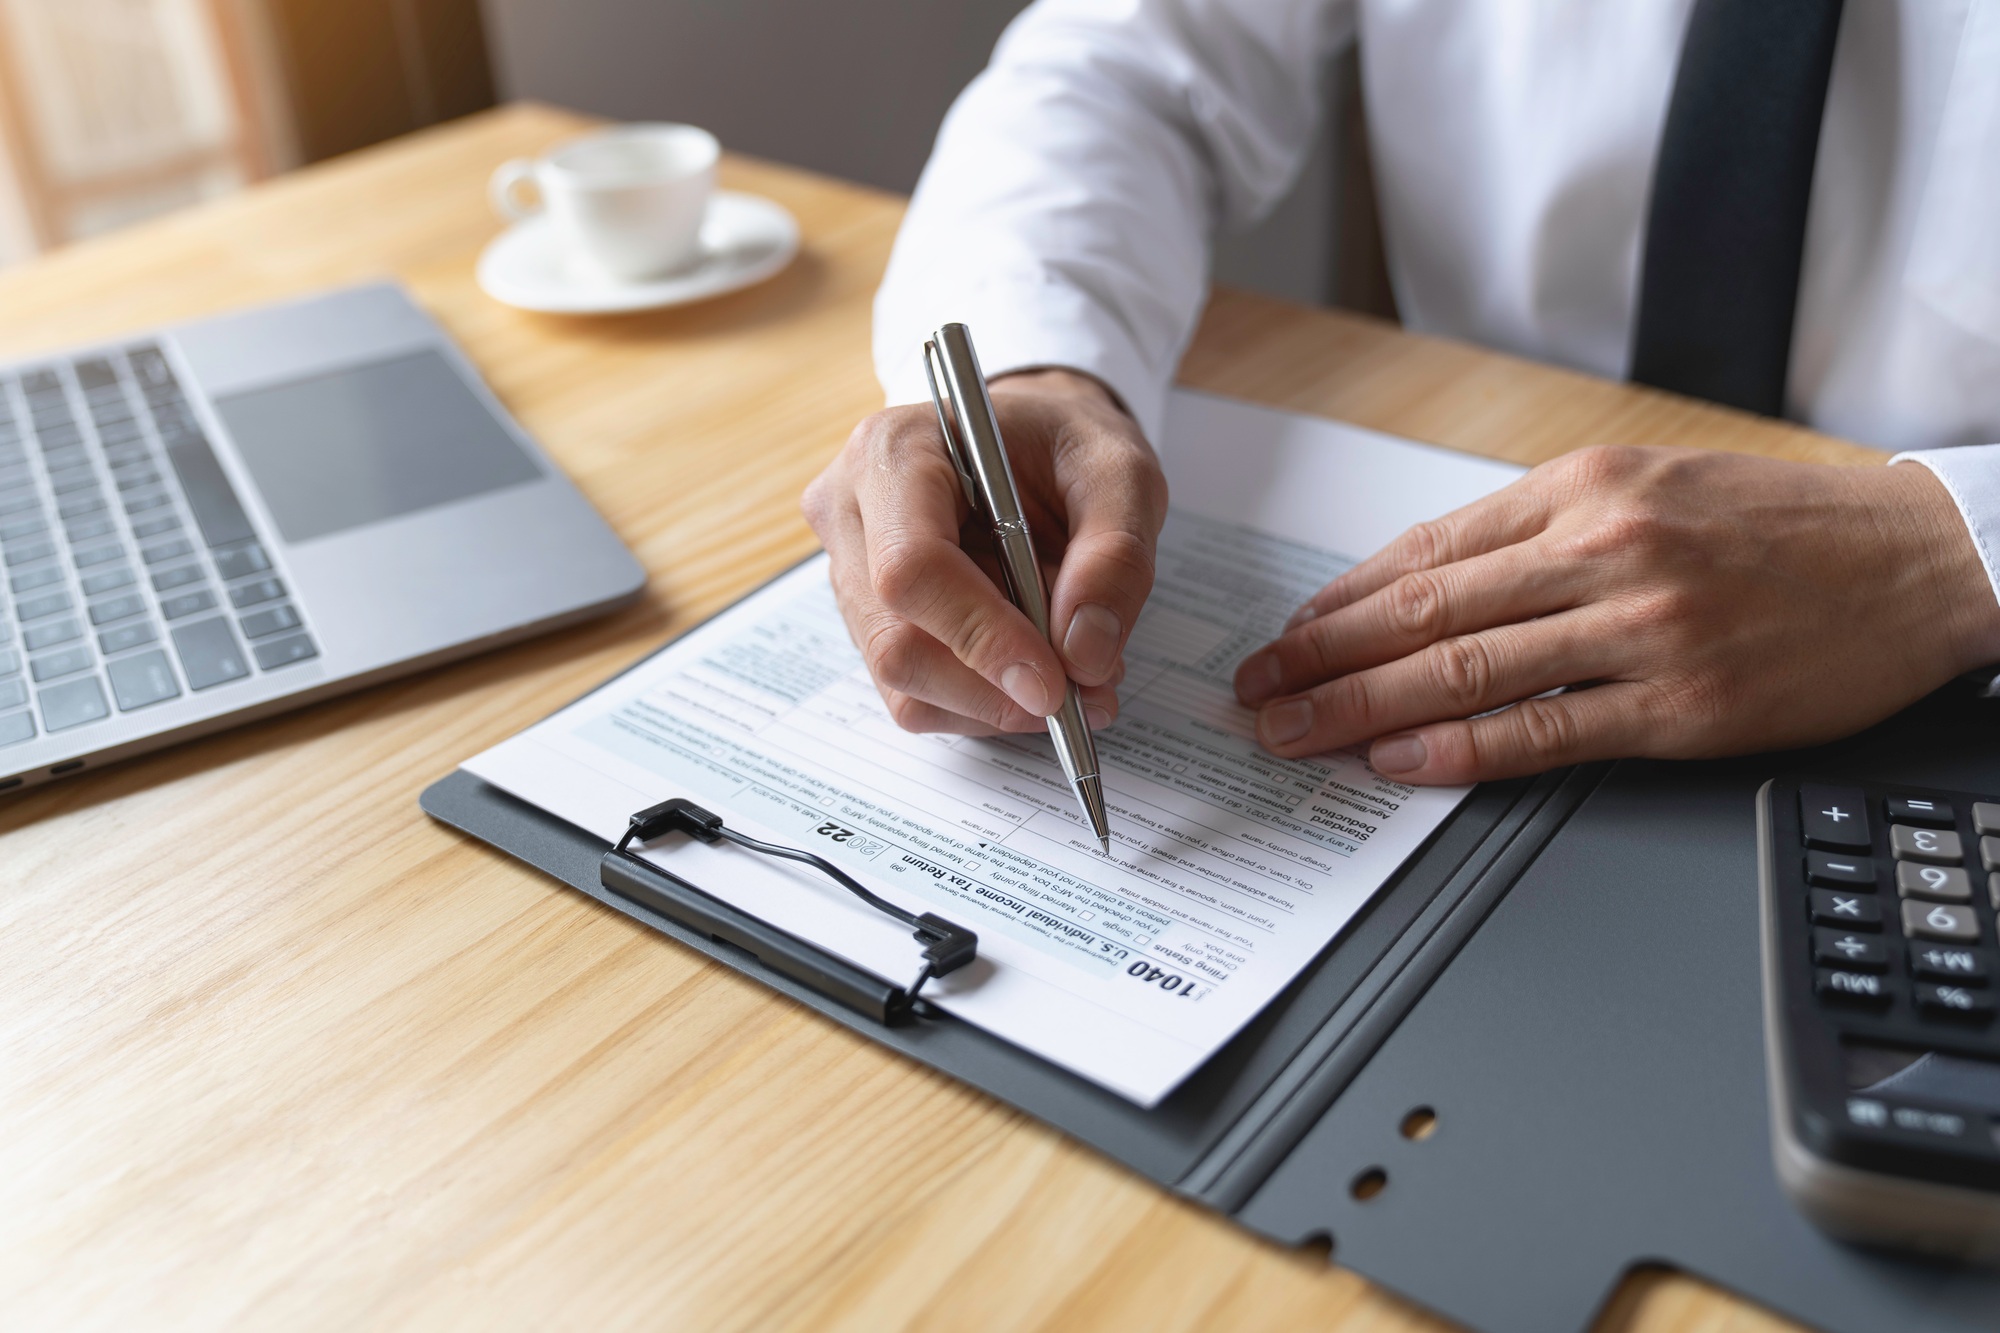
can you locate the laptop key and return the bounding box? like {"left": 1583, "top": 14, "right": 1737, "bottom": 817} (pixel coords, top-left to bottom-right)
{"left": 170, "top": 616, "right": 249, "bottom": 690}
{"left": 0, "top": 709, "right": 33, "bottom": 746}
{"left": 38, "top": 675, "right": 108, "bottom": 731}
{"left": 64, "top": 516, "right": 116, "bottom": 543}
{"left": 98, "top": 621, "right": 158, "bottom": 655}
{"left": 161, "top": 588, "right": 215, "bottom": 620}
{"left": 59, "top": 494, "right": 106, "bottom": 519}
{"left": 239, "top": 604, "right": 301, "bottom": 639}
{"left": 10, "top": 564, "right": 63, "bottom": 593}
{"left": 229, "top": 577, "right": 285, "bottom": 609}
{"left": 142, "top": 537, "right": 192, "bottom": 565}
{"left": 253, "top": 633, "right": 318, "bottom": 671}
{"left": 0, "top": 518, "right": 46, "bottom": 543}
{"left": 80, "top": 566, "right": 134, "bottom": 596}
{"left": 29, "top": 645, "right": 92, "bottom": 681}
{"left": 0, "top": 677, "right": 25, "bottom": 708}
{"left": 49, "top": 468, "right": 98, "bottom": 495}
{"left": 22, "top": 619, "right": 81, "bottom": 652}
{"left": 160, "top": 427, "right": 255, "bottom": 548}
{"left": 88, "top": 593, "right": 145, "bottom": 626}
{"left": 0, "top": 495, "right": 40, "bottom": 519}
{"left": 113, "top": 468, "right": 160, "bottom": 492}
{"left": 131, "top": 515, "right": 179, "bottom": 540}
{"left": 0, "top": 646, "right": 17, "bottom": 675}
{"left": 106, "top": 649, "right": 180, "bottom": 711}
{"left": 73, "top": 544, "right": 124, "bottom": 568}
{"left": 17, "top": 590, "right": 72, "bottom": 621}
{"left": 121, "top": 491, "right": 169, "bottom": 515}
{"left": 212, "top": 542, "right": 271, "bottom": 581}
{"left": 151, "top": 565, "right": 204, "bottom": 592}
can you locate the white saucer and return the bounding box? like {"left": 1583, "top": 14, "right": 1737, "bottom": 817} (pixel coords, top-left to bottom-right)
{"left": 476, "top": 191, "right": 800, "bottom": 314}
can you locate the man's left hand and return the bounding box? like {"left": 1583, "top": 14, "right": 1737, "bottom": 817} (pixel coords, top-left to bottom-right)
{"left": 1233, "top": 445, "right": 2000, "bottom": 784}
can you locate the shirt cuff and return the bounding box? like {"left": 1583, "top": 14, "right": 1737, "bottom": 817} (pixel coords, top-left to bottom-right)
{"left": 1890, "top": 442, "right": 2000, "bottom": 618}
{"left": 874, "top": 271, "right": 1174, "bottom": 442}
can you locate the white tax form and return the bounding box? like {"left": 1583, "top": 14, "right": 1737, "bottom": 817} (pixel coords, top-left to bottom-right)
{"left": 464, "top": 390, "right": 1524, "bottom": 1105}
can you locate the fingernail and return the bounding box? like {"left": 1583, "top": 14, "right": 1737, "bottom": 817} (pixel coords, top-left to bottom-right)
{"left": 1285, "top": 602, "right": 1318, "bottom": 631}
{"left": 1063, "top": 603, "right": 1123, "bottom": 678}
{"left": 1372, "top": 733, "right": 1427, "bottom": 775}
{"left": 1259, "top": 698, "right": 1314, "bottom": 747}
{"left": 1085, "top": 704, "right": 1112, "bottom": 730}
{"left": 1237, "top": 651, "right": 1283, "bottom": 704}
{"left": 1001, "top": 663, "right": 1055, "bottom": 717}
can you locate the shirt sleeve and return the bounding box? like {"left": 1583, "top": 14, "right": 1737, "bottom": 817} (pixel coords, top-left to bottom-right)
{"left": 1891, "top": 444, "right": 2000, "bottom": 620}
{"left": 873, "top": 0, "right": 1357, "bottom": 441}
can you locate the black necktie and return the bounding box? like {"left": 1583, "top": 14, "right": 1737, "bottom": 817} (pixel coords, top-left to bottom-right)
{"left": 1628, "top": 0, "right": 1846, "bottom": 417}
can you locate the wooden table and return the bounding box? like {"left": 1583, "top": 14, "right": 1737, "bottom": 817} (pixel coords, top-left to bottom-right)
{"left": 0, "top": 104, "right": 1870, "bottom": 1332}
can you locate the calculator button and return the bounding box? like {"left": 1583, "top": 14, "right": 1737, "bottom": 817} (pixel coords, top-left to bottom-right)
{"left": 1992, "top": 872, "right": 2000, "bottom": 913}
{"left": 1975, "top": 802, "right": 2000, "bottom": 836}
{"left": 1811, "top": 890, "right": 1882, "bottom": 928}
{"left": 1984, "top": 836, "right": 2000, "bottom": 872}
{"left": 1887, "top": 797, "right": 1953, "bottom": 826}
{"left": 1815, "top": 969, "right": 1891, "bottom": 1004}
{"left": 1902, "top": 900, "right": 1979, "bottom": 942}
{"left": 1801, "top": 786, "right": 1871, "bottom": 850}
{"left": 1890, "top": 825, "right": 1962, "bottom": 864}
{"left": 1910, "top": 944, "right": 1989, "bottom": 983}
{"left": 1812, "top": 928, "right": 1888, "bottom": 970}
{"left": 1915, "top": 984, "right": 1995, "bottom": 1020}
{"left": 1895, "top": 862, "right": 1972, "bottom": 902}
{"left": 1806, "top": 852, "right": 1874, "bottom": 887}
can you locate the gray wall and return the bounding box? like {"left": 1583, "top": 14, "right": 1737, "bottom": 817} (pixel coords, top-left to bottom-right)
{"left": 479, "top": 0, "right": 1340, "bottom": 308}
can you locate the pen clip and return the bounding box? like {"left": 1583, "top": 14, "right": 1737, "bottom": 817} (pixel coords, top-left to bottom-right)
{"left": 923, "top": 337, "right": 981, "bottom": 512}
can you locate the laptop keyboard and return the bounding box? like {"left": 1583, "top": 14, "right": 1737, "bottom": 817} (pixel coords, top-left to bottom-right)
{"left": 0, "top": 345, "right": 317, "bottom": 750}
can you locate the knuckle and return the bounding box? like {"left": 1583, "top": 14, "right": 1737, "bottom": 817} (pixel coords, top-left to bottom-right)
{"left": 1384, "top": 570, "right": 1446, "bottom": 641}
{"left": 1624, "top": 583, "right": 1698, "bottom": 632}
{"left": 1428, "top": 634, "right": 1496, "bottom": 710}
{"left": 1319, "top": 671, "right": 1379, "bottom": 733}
{"left": 861, "top": 618, "right": 927, "bottom": 695}
{"left": 870, "top": 538, "right": 935, "bottom": 619}
{"left": 1559, "top": 443, "right": 1639, "bottom": 490}
{"left": 1396, "top": 518, "right": 1451, "bottom": 570}
{"left": 1511, "top": 696, "right": 1578, "bottom": 761}
{"left": 884, "top": 692, "right": 932, "bottom": 734}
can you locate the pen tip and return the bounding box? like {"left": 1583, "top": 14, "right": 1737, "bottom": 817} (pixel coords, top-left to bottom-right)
{"left": 1099, "top": 837, "right": 1112, "bottom": 858}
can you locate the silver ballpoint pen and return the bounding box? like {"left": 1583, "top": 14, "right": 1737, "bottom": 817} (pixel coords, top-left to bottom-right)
{"left": 923, "top": 323, "right": 1113, "bottom": 857}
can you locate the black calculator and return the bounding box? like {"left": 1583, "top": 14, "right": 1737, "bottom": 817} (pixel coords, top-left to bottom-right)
{"left": 1759, "top": 778, "right": 2000, "bottom": 1262}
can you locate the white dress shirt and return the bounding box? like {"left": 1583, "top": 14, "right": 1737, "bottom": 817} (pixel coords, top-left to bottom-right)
{"left": 873, "top": 0, "right": 2000, "bottom": 610}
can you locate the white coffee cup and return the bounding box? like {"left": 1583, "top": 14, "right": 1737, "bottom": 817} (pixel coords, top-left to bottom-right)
{"left": 490, "top": 124, "right": 720, "bottom": 283}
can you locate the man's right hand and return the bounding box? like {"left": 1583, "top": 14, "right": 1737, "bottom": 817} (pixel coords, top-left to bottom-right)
{"left": 802, "top": 369, "right": 1167, "bottom": 736}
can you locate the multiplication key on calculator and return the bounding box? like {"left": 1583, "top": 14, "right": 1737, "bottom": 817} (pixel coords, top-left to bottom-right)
{"left": 1758, "top": 778, "right": 2000, "bottom": 1263}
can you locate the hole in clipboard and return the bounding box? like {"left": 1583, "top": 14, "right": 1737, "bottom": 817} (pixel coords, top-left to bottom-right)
{"left": 1296, "top": 1231, "right": 1335, "bottom": 1264}
{"left": 1350, "top": 1166, "right": 1389, "bottom": 1202}
{"left": 1400, "top": 1106, "right": 1438, "bottom": 1141}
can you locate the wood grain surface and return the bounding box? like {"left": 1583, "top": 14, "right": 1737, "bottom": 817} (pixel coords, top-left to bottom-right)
{"left": 0, "top": 104, "right": 1854, "bottom": 1333}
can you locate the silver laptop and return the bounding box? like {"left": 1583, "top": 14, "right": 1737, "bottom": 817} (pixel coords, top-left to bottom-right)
{"left": 0, "top": 282, "right": 644, "bottom": 792}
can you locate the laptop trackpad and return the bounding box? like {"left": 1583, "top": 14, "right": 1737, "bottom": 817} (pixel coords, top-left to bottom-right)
{"left": 211, "top": 349, "right": 542, "bottom": 544}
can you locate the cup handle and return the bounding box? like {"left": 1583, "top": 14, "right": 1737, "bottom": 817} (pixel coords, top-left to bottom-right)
{"left": 489, "top": 158, "right": 541, "bottom": 221}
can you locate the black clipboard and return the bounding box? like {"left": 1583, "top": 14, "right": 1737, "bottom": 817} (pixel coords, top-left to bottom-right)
{"left": 422, "top": 591, "right": 2000, "bottom": 1333}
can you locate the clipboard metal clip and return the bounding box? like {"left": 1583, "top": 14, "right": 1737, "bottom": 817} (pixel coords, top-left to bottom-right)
{"left": 602, "top": 797, "right": 979, "bottom": 1025}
